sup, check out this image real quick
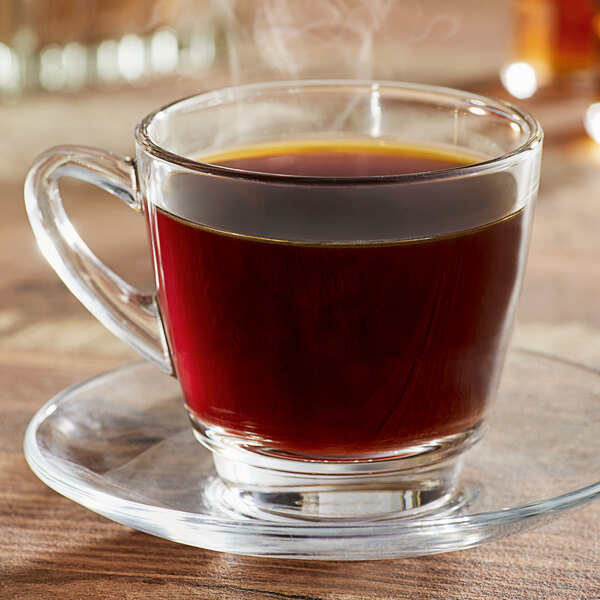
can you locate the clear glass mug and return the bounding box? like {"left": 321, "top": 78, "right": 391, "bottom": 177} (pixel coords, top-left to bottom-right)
{"left": 25, "top": 81, "right": 542, "bottom": 520}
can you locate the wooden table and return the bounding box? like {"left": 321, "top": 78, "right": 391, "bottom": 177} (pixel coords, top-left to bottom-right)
{"left": 1, "top": 60, "right": 600, "bottom": 600}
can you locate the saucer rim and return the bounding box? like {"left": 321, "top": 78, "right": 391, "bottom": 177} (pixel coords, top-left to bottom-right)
{"left": 23, "top": 348, "right": 600, "bottom": 556}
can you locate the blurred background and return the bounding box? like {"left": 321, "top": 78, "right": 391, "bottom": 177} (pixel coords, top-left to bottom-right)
{"left": 0, "top": 0, "right": 597, "bottom": 93}
{"left": 2, "top": 1, "right": 600, "bottom": 149}
{"left": 0, "top": 0, "right": 216, "bottom": 98}
{"left": 0, "top": 0, "right": 523, "bottom": 93}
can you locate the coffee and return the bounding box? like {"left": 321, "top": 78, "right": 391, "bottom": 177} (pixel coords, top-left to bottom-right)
{"left": 146, "top": 140, "right": 528, "bottom": 458}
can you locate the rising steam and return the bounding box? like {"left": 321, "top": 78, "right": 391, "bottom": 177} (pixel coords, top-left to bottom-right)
{"left": 213, "top": 0, "right": 463, "bottom": 83}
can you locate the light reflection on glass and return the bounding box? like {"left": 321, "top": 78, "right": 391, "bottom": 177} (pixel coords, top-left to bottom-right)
{"left": 369, "top": 84, "right": 381, "bottom": 138}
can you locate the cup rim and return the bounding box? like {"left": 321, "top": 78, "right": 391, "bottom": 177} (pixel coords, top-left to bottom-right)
{"left": 135, "top": 79, "right": 543, "bottom": 186}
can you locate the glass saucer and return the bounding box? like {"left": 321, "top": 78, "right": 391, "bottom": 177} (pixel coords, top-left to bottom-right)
{"left": 24, "top": 349, "right": 600, "bottom": 561}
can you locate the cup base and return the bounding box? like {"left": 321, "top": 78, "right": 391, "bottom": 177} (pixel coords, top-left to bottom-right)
{"left": 190, "top": 415, "right": 483, "bottom": 521}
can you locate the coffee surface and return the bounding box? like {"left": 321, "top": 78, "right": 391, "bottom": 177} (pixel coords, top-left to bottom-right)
{"left": 159, "top": 140, "right": 518, "bottom": 244}
{"left": 203, "top": 139, "right": 473, "bottom": 177}
{"left": 146, "top": 140, "right": 528, "bottom": 457}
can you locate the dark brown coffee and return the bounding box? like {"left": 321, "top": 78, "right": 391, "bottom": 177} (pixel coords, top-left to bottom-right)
{"left": 146, "top": 140, "right": 527, "bottom": 458}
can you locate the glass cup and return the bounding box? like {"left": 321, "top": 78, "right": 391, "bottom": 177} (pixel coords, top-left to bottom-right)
{"left": 25, "top": 80, "right": 542, "bottom": 521}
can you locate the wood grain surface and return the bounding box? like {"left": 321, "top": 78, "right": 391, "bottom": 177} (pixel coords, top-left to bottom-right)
{"left": 1, "top": 21, "right": 600, "bottom": 600}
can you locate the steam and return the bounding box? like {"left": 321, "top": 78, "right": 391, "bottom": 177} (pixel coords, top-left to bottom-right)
{"left": 213, "top": 0, "right": 463, "bottom": 83}
{"left": 252, "top": 0, "right": 396, "bottom": 79}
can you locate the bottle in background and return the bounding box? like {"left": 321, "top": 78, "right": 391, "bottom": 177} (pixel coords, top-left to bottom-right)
{"left": 501, "top": 0, "right": 598, "bottom": 99}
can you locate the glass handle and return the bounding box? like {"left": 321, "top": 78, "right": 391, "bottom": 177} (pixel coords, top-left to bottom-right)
{"left": 24, "top": 145, "right": 174, "bottom": 375}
